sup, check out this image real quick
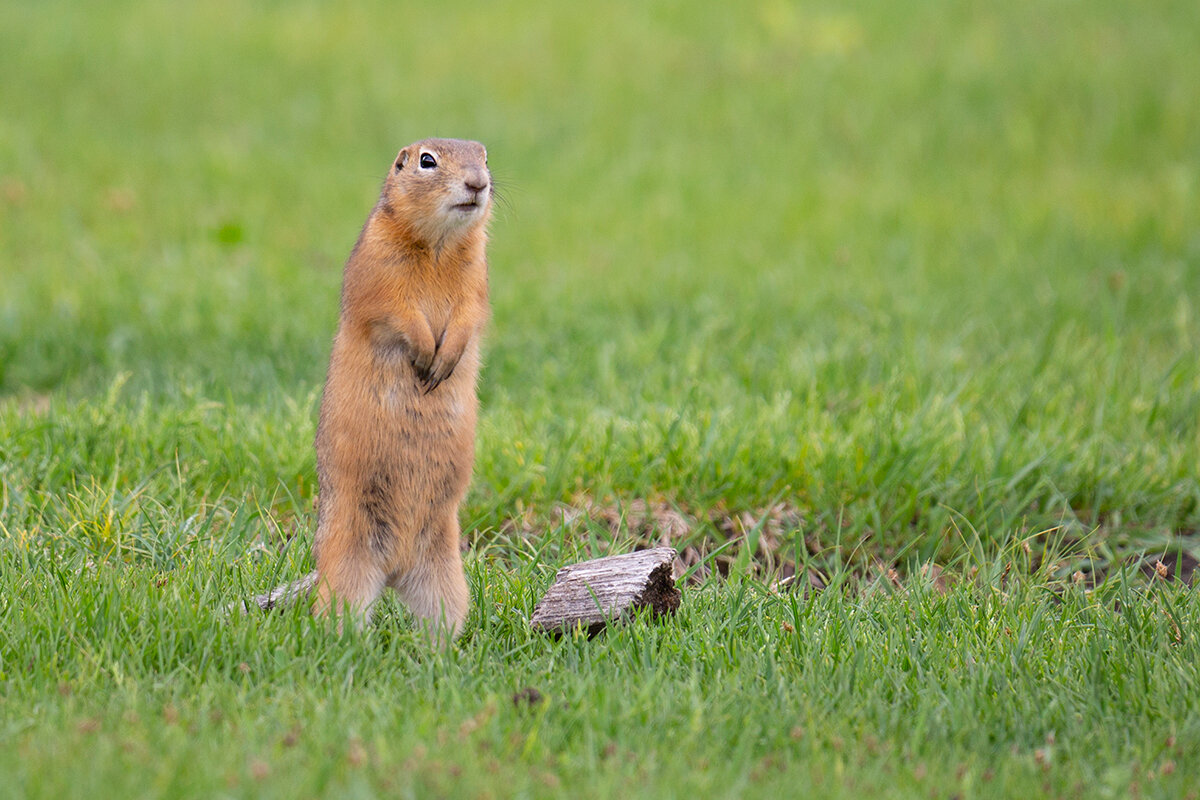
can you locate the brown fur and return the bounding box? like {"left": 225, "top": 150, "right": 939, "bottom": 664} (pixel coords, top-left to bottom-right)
{"left": 312, "top": 138, "right": 492, "bottom": 640}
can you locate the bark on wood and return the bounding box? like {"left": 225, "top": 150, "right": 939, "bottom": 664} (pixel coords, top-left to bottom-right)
{"left": 530, "top": 547, "right": 681, "bottom": 636}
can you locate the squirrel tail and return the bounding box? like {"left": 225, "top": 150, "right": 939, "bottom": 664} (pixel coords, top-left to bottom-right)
{"left": 227, "top": 570, "right": 319, "bottom": 615}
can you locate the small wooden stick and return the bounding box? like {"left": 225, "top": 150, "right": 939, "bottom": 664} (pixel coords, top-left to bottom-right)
{"left": 530, "top": 547, "right": 681, "bottom": 636}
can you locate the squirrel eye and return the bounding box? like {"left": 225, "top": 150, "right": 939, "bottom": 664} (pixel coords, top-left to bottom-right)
{"left": 419, "top": 153, "right": 437, "bottom": 169}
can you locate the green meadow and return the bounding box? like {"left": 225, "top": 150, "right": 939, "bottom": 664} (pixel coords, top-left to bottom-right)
{"left": 1, "top": 1, "right": 1198, "bottom": 797}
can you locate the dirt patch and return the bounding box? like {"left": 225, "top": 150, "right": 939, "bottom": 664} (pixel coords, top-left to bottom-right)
{"left": 544, "top": 495, "right": 816, "bottom": 585}
{"left": 1134, "top": 550, "right": 1199, "bottom": 585}
{"left": 564, "top": 496, "right": 693, "bottom": 545}
{"left": 494, "top": 496, "right": 1200, "bottom": 594}
{"left": 775, "top": 561, "right": 829, "bottom": 594}
{"left": 511, "top": 687, "right": 544, "bottom": 708}
{"left": 13, "top": 393, "right": 51, "bottom": 416}
{"left": 709, "top": 501, "right": 806, "bottom": 559}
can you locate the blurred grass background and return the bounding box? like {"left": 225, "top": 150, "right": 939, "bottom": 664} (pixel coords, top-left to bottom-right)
{"left": 1, "top": 0, "right": 1198, "bottom": 564}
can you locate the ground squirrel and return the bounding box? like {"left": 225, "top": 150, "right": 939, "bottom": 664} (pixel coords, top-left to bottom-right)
{"left": 270, "top": 138, "right": 492, "bottom": 640}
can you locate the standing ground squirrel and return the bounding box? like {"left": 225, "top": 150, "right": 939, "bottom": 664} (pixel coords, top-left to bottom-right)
{"left": 310, "top": 137, "right": 493, "bottom": 639}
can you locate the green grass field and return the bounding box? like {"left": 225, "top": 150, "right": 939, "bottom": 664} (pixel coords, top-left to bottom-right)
{"left": 2, "top": 0, "right": 1199, "bottom": 797}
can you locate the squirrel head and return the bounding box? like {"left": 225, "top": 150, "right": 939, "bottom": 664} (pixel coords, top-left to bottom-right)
{"left": 379, "top": 138, "right": 492, "bottom": 248}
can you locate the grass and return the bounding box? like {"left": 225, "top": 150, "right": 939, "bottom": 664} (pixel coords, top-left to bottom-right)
{"left": 1, "top": 0, "right": 1199, "bottom": 796}
{"left": 2, "top": 536, "right": 1198, "bottom": 799}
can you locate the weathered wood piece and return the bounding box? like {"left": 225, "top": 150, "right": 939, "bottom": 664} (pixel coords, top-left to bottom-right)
{"left": 530, "top": 547, "right": 681, "bottom": 636}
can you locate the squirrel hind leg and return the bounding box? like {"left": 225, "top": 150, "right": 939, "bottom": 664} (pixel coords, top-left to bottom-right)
{"left": 389, "top": 543, "right": 469, "bottom": 645}
{"left": 312, "top": 562, "right": 388, "bottom": 633}
{"left": 311, "top": 483, "right": 395, "bottom": 631}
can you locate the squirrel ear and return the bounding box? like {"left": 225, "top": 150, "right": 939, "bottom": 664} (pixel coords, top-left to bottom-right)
{"left": 395, "top": 150, "right": 409, "bottom": 172}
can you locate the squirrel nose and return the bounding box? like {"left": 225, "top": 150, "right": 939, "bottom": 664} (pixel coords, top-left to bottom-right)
{"left": 464, "top": 173, "right": 489, "bottom": 193}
